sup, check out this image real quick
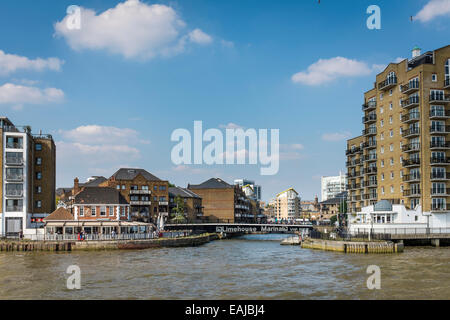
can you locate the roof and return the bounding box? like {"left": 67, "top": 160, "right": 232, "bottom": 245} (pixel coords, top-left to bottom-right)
{"left": 169, "top": 187, "right": 201, "bottom": 199}
{"left": 73, "top": 187, "right": 129, "bottom": 205}
{"left": 44, "top": 207, "right": 74, "bottom": 221}
{"left": 83, "top": 176, "right": 107, "bottom": 187}
{"left": 56, "top": 187, "right": 72, "bottom": 196}
{"left": 110, "top": 168, "right": 161, "bottom": 181}
{"left": 276, "top": 187, "right": 298, "bottom": 197}
{"left": 188, "top": 178, "right": 233, "bottom": 189}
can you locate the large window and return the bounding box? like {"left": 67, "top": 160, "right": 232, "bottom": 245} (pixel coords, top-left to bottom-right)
{"left": 6, "top": 183, "right": 23, "bottom": 196}
{"left": 35, "top": 143, "right": 42, "bottom": 151}
{"left": 6, "top": 136, "right": 23, "bottom": 149}
{"left": 6, "top": 168, "right": 23, "bottom": 181}
{"left": 6, "top": 199, "right": 23, "bottom": 212}
{"left": 100, "top": 206, "right": 106, "bottom": 216}
{"left": 445, "top": 59, "right": 449, "bottom": 80}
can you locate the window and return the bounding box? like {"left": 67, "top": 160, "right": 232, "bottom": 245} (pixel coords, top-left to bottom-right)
{"left": 390, "top": 186, "right": 394, "bottom": 193}
{"left": 380, "top": 120, "right": 384, "bottom": 127}
{"left": 389, "top": 89, "right": 393, "bottom": 96}
{"left": 131, "top": 185, "right": 138, "bottom": 190}
{"left": 7, "top": 167, "right": 23, "bottom": 180}
{"left": 36, "top": 172, "right": 42, "bottom": 180}
{"left": 91, "top": 207, "right": 96, "bottom": 216}
{"left": 36, "top": 186, "right": 42, "bottom": 194}
{"left": 121, "top": 185, "right": 126, "bottom": 190}
{"left": 381, "top": 173, "right": 385, "bottom": 181}
{"left": 109, "top": 206, "right": 114, "bottom": 216}
{"left": 381, "top": 160, "right": 384, "bottom": 167}
{"left": 116, "top": 185, "right": 120, "bottom": 190}
{"left": 390, "top": 130, "right": 393, "bottom": 138}
{"left": 153, "top": 196, "right": 157, "bottom": 201}
{"left": 445, "top": 59, "right": 450, "bottom": 83}
{"left": 390, "top": 144, "right": 394, "bottom": 152}
{"left": 79, "top": 206, "right": 84, "bottom": 216}
{"left": 36, "top": 157, "right": 42, "bottom": 165}
{"left": 380, "top": 106, "right": 384, "bottom": 114}
{"left": 159, "top": 196, "right": 166, "bottom": 201}
{"left": 380, "top": 93, "right": 384, "bottom": 101}
{"left": 381, "top": 146, "right": 384, "bottom": 154}
{"left": 6, "top": 136, "right": 23, "bottom": 149}
{"left": 432, "top": 74, "right": 437, "bottom": 82}
{"left": 154, "top": 186, "right": 157, "bottom": 191}
{"left": 142, "top": 185, "right": 149, "bottom": 190}
{"left": 381, "top": 187, "right": 385, "bottom": 194}
{"left": 35, "top": 200, "right": 42, "bottom": 208}
{"left": 389, "top": 116, "right": 393, "bottom": 123}
{"left": 121, "top": 207, "right": 126, "bottom": 217}
{"left": 380, "top": 133, "right": 384, "bottom": 140}
{"left": 35, "top": 144, "right": 42, "bottom": 151}
{"left": 390, "top": 171, "right": 394, "bottom": 179}
{"left": 159, "top": 186, "right": 166, "bottom": 191}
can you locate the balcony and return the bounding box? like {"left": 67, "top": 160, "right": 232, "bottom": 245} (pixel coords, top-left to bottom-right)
{"left": 5, "top": 189, "right": 24, "bottom": 197}
{"left": 5, "top": 156, "right": 24, "bottom": 166}
{"left": 431, "top": 188, "right": 449, "bottom": 196}
{"left": 401, "top": 112, "right": 420, "bottom": 123}
{"left": 431, "top": 172, "right": 450, "bottom": 180}
{"left": 129, "top": 190, "right": 151, "bottom": 195}
{"left": 362, "top": 154, "right": 377, "bottom": 162}
{"left": 6, "top": 142, "right": 23, "bottom": 149}
{"left": 402, "top": 127, "right": 420, "bottom": 138}
{"left": 362, "top": 127, "right": 377, "bottom": 136}
{"left": 430, "top": 125, "right": 450, "bottom": 134}
{"left": 429, "top": 93, "right": 450, "bottom": 104}
{"left": 403, "top": 158, "right": 420, "bottom": 167}
{"left": 403, "top": 189, "right": 421, "bottom": 197}
{"left": 351, "top": 195, "right": 362, "bottom": 201}
{"left": 6, "top": 205, "right": 23, "bottom": 212}
{"left": 402, "top": 174, "right": 420, "bottom": 182}
{"left": 430, "top": 141, "right": 450, "bottom": 149}
{"left": 130, "top": 201, "right": 151, "bottom": 206}
{"left": 362, "top": 101, "right": 376, "bottom": 111}
{"left": 362, "top": 114, "right": 377, "bottom": 124}
{"left": 363, "top": 141, "right": 377, "bottom": 149}
{"left": 445, "top": 78, "right": 450, "bottom": 89}
{"left": 363, "top": 193, "right": 377, "bottom": 200}
{"left": 401, "top": 96, "right": 420, "bottom": 109}
{"left": 431, "top": 204, "right": 450, "bottom": 212}
{"left": 159, "top": 201, "right": 169, "bottom": 206}
{"left": 402, "top": 142, "right": 420, "bottom": 153}
{"left": 400, "top": 81, "right": 419, "bottom": 94}
{"left": 378, "top": 77, "right": 397, "bottom": 91}
{"left": 346, "top": 159, "right": 363, "bottom": 167}
{"left": 430, "top": 157, "right": 450, "bottom": 165}
{"left": 347, "top": 184, "right": 361, "bottom": 190}
{"left": 363, "top": 167, "right": 377, "bottom": 175}
{"left": 430, "top": 110, "right": 450, "bottom": 119}
{"left": 362, "top": 180, "right": 378, "bottom": 188}
{"left": 6, "top": 174, "right": 23, "bottom": 182}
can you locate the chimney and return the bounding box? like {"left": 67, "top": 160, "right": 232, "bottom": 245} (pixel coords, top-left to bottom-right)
{"left": 412, "top": 46, "right": 421, "bottom": 59}
{"left": 72, "top": 177, "right": 80, "bottom": 195}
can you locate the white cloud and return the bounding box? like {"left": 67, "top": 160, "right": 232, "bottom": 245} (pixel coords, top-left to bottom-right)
{"left": 0, "top": 50, "right": 63, "bottom": 76}
{"left": 321, "top": 131, "right": 352, "bottom": 142}
{"left": 415, "top": 0, "right": 450, "bottom": 22}
{"left": 188, "top": 29, "right": 213, "bottom": 45}
{"left": 220, "top": 40, "right": 234, "bottom": 48}
{"left": 54, "top": 0, "right": 213, "bottom": 60}
{"left": 56, "top": 124, "right": 148, "bottom": 185}
{"left": 0, "top": 83, "right": 64, "bottom": 107}
{"left": 59, "top": 125, "right": 140, "bottom": 144}
{"left": 292, "top": 57, "right": 378, "bottom": 86}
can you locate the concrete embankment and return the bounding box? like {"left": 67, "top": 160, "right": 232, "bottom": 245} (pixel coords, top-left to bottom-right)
{"left": 0, "top": 233, "right": 219, "bottom": 252}
{"left": 301, "top": 238, "right": 403, "bottom": 254}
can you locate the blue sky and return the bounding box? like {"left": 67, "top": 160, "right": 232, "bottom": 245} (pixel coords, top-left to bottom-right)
{"left": 0, "top": 0, "right": 449, "bottom": 202}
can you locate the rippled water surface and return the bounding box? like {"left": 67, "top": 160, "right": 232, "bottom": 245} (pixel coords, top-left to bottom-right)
{"left": 0, "top": 234, "right": 449, "bottom": 300}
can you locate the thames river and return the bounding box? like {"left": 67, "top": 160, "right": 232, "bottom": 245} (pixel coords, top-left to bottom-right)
{"left": 0, "top": 234, "right": 449, "bottom": 300}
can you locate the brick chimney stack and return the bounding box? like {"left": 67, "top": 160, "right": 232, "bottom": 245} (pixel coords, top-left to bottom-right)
{"left": 73, "top": 177, "right": 80, "bottom": 195}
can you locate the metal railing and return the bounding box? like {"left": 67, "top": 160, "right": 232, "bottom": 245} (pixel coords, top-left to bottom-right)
{"left": 28, "top": 232, "right": 160, "bottom": 241}
{"left": 429, "top": 93, "right": 450, "bottom": 103}
{"left": 351, "top": 227, "right": 450, "bottom": 236}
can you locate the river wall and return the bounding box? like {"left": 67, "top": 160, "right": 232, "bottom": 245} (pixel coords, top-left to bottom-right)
{"left": 301, "top": 238, "right": 404, "bottom": 254}
{"left": 0, "top": 233, "right": 219, "bottom": 252}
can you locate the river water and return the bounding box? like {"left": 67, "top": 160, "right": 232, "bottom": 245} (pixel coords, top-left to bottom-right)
{"left": 0, "top": 234, "right": 449, "bottom": 300}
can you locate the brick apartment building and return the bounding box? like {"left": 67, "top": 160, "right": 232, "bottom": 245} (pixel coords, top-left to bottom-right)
{"left": 188, "top": 178, "right": 254, "bottom": 223}
{"left": 0, "top": 117, "right": 56, "bottom": 238}
{"left": 169, "top": 186, "right": 203, "bottom": 221}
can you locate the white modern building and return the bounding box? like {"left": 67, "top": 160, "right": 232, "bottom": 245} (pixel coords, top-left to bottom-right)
{"left": 234, "top": 179, "right": 261, "bottom": 201}
{"left": 321, "top": 172, "right": 347, "bottom": 202}
{"left": 347, "top": 200, "right": 450, "bottom": 234}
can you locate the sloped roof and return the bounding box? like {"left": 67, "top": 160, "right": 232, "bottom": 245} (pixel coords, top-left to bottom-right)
{"left": 74, "top": 187, "right": 129, "bottom": 205}
{"left": 44, "top": 207, "right": 74, "bottom": 221}
{"left": 188, "top": 178, "right": 233, "bottom": 189}
{"left": 84, "top": 176, "right": 107, "bottom": 187}
{"left": 320, "top": 191, "right": 348, "bottom": 205}
{"left": 110, "top": 168, "right": 161, "bottom": 181}
{"left": 169, "top": 187, "right": 201, "bottom": 199}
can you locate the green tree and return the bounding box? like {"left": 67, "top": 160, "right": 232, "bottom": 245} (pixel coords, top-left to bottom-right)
{"left": 170, "top": 195, "right": 186, "bottom": 222}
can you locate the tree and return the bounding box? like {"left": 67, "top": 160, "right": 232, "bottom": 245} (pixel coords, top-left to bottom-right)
{"left": 170, "top": 195, "right": 186, "bottom": 222}
{"left": 330, "top": 215, "right": 337, "bottom": 225}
